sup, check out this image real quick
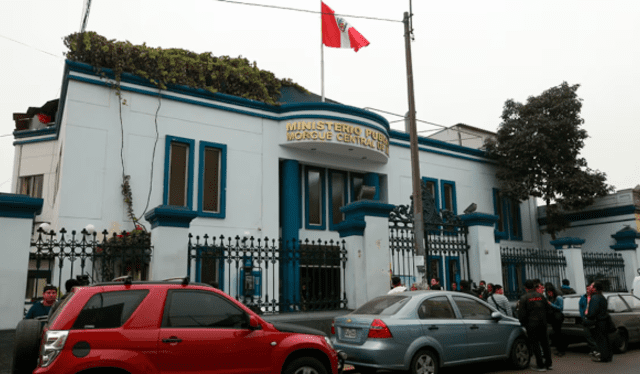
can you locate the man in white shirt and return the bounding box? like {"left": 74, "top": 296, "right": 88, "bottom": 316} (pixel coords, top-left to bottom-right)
{"left": 388, "top": 276, "right": 407, "bottom": 294}
{"left": 488, "top": 284, "right": 512, "bottom": 316}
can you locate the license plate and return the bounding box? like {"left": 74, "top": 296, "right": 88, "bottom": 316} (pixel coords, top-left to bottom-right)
{"left": 564, "top": 318, "right": 575, "bottom": 324}
{"left": 344, "top": 328, "right": 357, "bottom": 339}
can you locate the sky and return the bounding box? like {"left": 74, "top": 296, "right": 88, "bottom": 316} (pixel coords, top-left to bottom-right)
{"left": 1, "top": 0, "right": 639, "bottom": 194}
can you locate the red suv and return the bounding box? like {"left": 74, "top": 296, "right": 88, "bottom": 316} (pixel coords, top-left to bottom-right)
{"left": 20, "top": 278, "right": 343, "bottom": 374}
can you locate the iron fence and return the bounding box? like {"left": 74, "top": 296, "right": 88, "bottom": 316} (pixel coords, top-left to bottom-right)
{"left": 28, "top": 228, "right": 152, "bottom": 300}
{"left": 500, "top": 247, "right": 567, "bottom": 300}
{"left": 582, "top": 252, "right": 627, "bottom": 291}
{"left": 187, "top": 234, "right": 348, "bottom": 313}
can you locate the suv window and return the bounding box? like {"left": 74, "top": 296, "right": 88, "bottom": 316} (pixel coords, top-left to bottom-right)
{"left": 162, "top": 290, "right": 249, "bottom": 329}
{"left": 72, "top": 290, "right": 149, "bottom": 329}
{"left": 418, "top": 296, "right": 455, "bottom": 319}
{"left": 452, "top": 296, "right": 493, "bottom": 320}
{"left": 620, "top": 295, "right": 640, "bottom": 311}
{"left": 352, "top": 295, "right": 409, "bottom": 316}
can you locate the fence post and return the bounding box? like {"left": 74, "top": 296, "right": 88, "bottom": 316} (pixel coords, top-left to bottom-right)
{"left": 336, "top": 201, "right": 395, "bottom": 309}
{"left": 144, "top": 205, "right": 198, "bottom": 281}
{"left": 550, "top": 237, "right": 586, "bottom": 294}
{"left": 0, "top": 194, "right": 43, "bottom": 329}
{"left": 459, "top": 213, "right": 501, "bottom": 286}
{"left": 610, "top": 226, "right": 640, "bottom": 291}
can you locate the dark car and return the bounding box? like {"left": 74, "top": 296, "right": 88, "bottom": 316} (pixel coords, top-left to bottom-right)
{"left": 561, "top": 293, "right": 640, "bottom": 353}
{"left": 331, "top": 291, "right": 529, "bottom": 374}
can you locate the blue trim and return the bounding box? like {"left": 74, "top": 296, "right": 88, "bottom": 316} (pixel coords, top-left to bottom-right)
{"left": 440, "top": 180, "right": 457, "bottom": 214}
{"left": 65, "top": 60, "right": 391, "bottom": 131}
{"left": 445, "top": 256, "right": 461, "bottom": 290}
{"left": 305, "top": 167, "right": 326, "bottom": 230}
{"left": 507, "top": 199, "right": 523, "bottom": 241}
{"left": 550, "top": 237, "right": 586, "bottom": 250}
{"left": 13, "top": 136, "right": 57, "bottom": 145}
{"left": 163, "top": 136, "right": 195, "bottom": 209}
{"left": 389, "top": 130, "right": 488, "bottom": 158}
{"left": 363, "top": 173, "right": 380, "bottom": 201}
{"left": 610, "top": 227, "right": 640, "bottom": 251}
{"left": 143, "top": 205, "right": 198, "bottom": 229}
{"left": 427, "top": 256, "right": 444, "bottom": 281}
{"left": 421, "top": 177, "right": 440, "bottom": 212}
{"left": 492, "top": 188, "right": 508, "bottom": 242}
{"left": 538, "top": 205, "right": 638, "bottom": 225}
{"left": 390, "top": 141, "right": 492, "bottom": 165}
{"left": 340, "top": 201, "right": 395, "bottom": 221}
{"left": 459, "top": 213, "right": 499, "bottom": 227}
{"left": 0, "top": 194, "right": 43, "bottom": 219}
{"left": 13, "top": 127, "right": 56, "bottom": 139}
{"left": 328, "top": 169, "right": 348, "bottom": 231}
{"left": 334, "top": 219, "right": 367, "bottom": 238}
{"left": 197, "top": 141, "right": 227, "bottom": 219}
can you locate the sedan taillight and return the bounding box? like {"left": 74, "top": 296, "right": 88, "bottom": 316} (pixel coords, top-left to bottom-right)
{"left": 367, "top": 319, "right": 392, "bottom": 339}
{"left": 331, "top": 321, "right": 335, "bottom": 335}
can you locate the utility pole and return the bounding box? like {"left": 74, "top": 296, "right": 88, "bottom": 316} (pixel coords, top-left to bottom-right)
{"left": 403, "top": 12, "right": 425, "bottom": 258}
{"left": 80, "top": 0, "right": 92, "bottom": 32}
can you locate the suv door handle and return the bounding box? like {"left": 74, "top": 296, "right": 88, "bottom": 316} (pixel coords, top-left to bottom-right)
{"left": 470, "top": 325, "right": 479, "bottom": 330}
{"left": 162, "top": 336, "right": 183, "bottom": 343}
{"left": 428, "top": 326, "right": 439, "bottom": 331}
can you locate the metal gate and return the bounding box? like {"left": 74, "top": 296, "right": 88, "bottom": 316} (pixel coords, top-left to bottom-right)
{"left": 500, "top": 247, "right": 567, "bottom": 300}
{"left": 389, "top": 183, "right": 470, "bottom": 290}
{"left": 582, "top": 252, "right": 627, "bottom": 291}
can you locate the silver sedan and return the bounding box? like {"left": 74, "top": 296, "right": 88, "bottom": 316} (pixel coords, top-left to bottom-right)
{"left": 331, "top": 291, "right": 529, "bottom": 374}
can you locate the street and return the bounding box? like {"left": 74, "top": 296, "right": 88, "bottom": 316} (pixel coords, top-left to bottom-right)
{"left": 344, "top": 343, "right": 640, "bottom": 374}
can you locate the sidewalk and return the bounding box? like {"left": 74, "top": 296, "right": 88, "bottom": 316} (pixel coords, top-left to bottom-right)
{"left": 0, "top": 329, "right": 15, "bottom": 374}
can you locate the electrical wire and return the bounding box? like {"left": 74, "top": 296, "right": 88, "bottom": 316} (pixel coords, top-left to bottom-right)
{"left": 140, "top": 93, "right": 162, "bottom": 220}
{"left": 214, "top": 0, "right": 402, "bottom": 23}
{"left": 0, "top": 34, "right": 63, "bottom": 59}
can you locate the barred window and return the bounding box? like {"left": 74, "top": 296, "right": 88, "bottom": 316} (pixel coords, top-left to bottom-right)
{"left": 19, "top": 174, "right": 43, "bottom": 198}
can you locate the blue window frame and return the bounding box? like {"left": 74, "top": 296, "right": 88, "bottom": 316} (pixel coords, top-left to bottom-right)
{"left": 198, "top": 141, "right": 227, "bottom": 218}
{"left": 328, "top": 170, "right": 348, "bottom": 230}
{"left": 305, "top": 167, "right": 326, "bottom": 230}
{"left": 446, "top": 256, "right": 461, "bottom": 290}
{"left": 493, "top": 188, "right": 522, "bottom": 241}
{"left": 440, "top": 180, "right": 457, "bottom": 214}
{"left": 421, "top": 177, "right": 440, "bottom": 212}
{"left": 164, "top": 136, "right": 195, "bottom": 209}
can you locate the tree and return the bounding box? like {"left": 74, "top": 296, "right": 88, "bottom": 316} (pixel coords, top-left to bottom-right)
{"left": 484, "top": 82, "right": 613, "bottom": 239}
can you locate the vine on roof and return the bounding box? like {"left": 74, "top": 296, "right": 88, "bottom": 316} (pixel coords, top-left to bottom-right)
{"left": 63, "top": 32, "right": 307, "bottom": 105}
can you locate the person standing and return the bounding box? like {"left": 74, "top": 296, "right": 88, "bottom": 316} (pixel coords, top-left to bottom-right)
{"left": 585, "top": 281, "right": 613, "bottom": 362}
{"left": 545, "top": 283, "right": 567, "bottom": 356}
{"left": 488, "top": 284, "right": 512, "bottom": 316}
{"left": 579, "top": 283, "right": 598, "bottom": 356}
{"left": 25, "top": 284, "right": 57, "bottom": 319}
{"left": 561, "top": 279, "right": 576, "bottom": 295}
{"left": 430, "top": 277, "right": 442, "bottom": 290}
{"left": 519, "top": 280, "right": 553, "bottom": 372}
{"left": 388, "top": 276, "right": 407, "bottom": 294}
{"left": 460, "top": 280, "right": 474, "bottom": 295}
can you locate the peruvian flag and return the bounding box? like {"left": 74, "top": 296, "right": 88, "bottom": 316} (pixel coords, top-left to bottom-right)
{"left": 322, "top": 2, "right": 370, "bottom": 52}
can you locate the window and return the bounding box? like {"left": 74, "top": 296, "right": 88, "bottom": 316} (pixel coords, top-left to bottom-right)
{"left": 350, "top": 173, "right": 364, "bottom": 202}
{"left": 164, "top": 136, "right": 194, "bottom": 209}
{"left": 162, "top": 290, "right": 249, "bottom": 329}
{"left": 421, "top": 177, "right": 440, "bottom": 212}
{"left": 198, "top": 142, "right": 226, "bottom": 218}
{"left": 305, "top": 168, "right": 325, "bottom": 229}
{"left": 452, "top": 296, "right": 493, "bottom": 320}
{"left": 441, "top": 180, "right": 457, "bottom": 213}
{"left": 72, "top": 290, "right": 149, "bottom": 329}
{"left": 19, "top": 175, "right": 43, "bottom": 198}
{"left": 329, "top": 170, "right": 347, "bottom": 228}
{"left": 493, "top": 189, "right": 522, "bottom": 241}
{"left": 418, "top": 296, "right": 456, "bottom": 319}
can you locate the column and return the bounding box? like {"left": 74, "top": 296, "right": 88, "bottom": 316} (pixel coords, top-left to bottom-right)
{"left": 336, "top": 200, "right": 394, "bottom": 309}
{"left": 144, "top": 205, "right": 198, "bottom": 281}
{"left": 363, "top": 172, "right": 380, "bottom": 201}
{"left": 550, "top": 237, "right": 586, "bottom": 294}
{"left": 0, "top": 194, "right": 43, "bottom": 329}
{"left": 459, "top": 212, "right": 502, "bottom": 286}
{"left": 280, "top": 160, "right": 300, "bottom": 306}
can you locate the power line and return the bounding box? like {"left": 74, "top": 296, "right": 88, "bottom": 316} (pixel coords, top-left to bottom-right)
{"left": 214, "top": 0, "right": 402, "bottom": 23}
{"left": 0, "top": 34, "right": 63, "bottom": 59}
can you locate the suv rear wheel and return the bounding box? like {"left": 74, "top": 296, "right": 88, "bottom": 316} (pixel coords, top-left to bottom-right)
{"left": 11, "top": 319, "right": 43, "bottom": 374}
{"left": 284, "top": 357, "right": 327, "bottom": 374}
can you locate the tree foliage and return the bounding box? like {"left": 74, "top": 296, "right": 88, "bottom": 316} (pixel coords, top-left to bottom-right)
{"left": 484, "top": 82, "right": 613, "bottom": 238}
{"left": 63, "top": 32, "right": 307, "bottom": 105}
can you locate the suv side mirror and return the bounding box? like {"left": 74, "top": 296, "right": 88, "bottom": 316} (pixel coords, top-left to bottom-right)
{"left": 249, "top": 315, "right": 262, "bottom": 330}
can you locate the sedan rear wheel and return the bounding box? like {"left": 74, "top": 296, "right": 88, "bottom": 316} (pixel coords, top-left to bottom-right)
{"left": 614, "top": 329, "right": 628, "bottom": 354}
{"left": 410, "top": 349, "right": 438, "bottom": 374}
{"left": 509, "top": 337, "right": 530, "bottom": 369}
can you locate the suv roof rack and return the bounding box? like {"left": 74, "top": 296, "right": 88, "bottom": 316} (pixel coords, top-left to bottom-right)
{"left": 162, "top": 276, "right": 190, "bottom": 286}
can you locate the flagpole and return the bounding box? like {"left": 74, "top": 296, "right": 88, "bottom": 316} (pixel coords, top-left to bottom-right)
{"left": 321, "top": 1, "right": 325, "bottom": 102}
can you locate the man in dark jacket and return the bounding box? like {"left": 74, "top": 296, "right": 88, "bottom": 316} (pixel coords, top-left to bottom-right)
{"left": 586, "top": 281, "right": 613, "bottom": 362}
{"left": 518, "top": 279, "right": 552, "bottom": 371}
{"left": 561, "top": 279, "right": 576, "bottom": 295}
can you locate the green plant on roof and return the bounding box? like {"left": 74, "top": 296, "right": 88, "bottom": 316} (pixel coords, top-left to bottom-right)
{"left": 63, "top": 32, "right": 307, "bottom": 105}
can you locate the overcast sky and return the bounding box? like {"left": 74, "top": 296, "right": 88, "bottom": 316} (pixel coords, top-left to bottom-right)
{"left": 1, "top": 0, "right": 639, "bottom": 194}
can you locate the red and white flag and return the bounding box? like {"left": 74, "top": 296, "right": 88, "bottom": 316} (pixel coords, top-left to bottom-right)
{"left": 321, "top": 2, "right": 370, "bottom": 52}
